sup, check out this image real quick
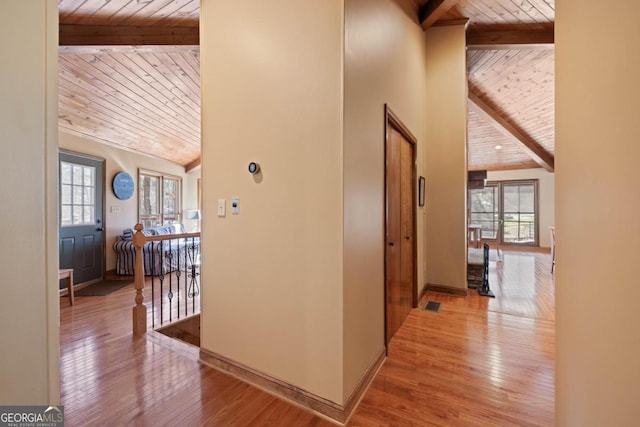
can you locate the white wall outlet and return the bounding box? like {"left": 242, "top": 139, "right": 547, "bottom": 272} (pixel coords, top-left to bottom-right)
{"left": 231, "top": 197, "right": 239, "bottom": 214}
{"left": 217, "top": 199, "right": 226, "bottom": 217}
{"left": 110, "top": 206, "right": 121, "bottom": 214}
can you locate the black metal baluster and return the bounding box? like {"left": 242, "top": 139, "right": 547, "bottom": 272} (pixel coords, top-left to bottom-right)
{"left": 159, "top": 241, "right": 164, "bottom": 325}
{"left": 151, "top": 242, "right": 155, "bottom": 328}
{"left": 166, "top": 244, "right": 173, "bottom": 323}
{"left": 176, "top": 241, "right": 181, "bottom": 320}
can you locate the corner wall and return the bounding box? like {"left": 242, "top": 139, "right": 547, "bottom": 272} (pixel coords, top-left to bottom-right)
{"left": 424, "top": 25, "right": 468, "bottom": 290}
{"left": 0, "top": 0, "right": 59, "bottom": 404}
{"left": 343, "top": 0, "right": 429, "bottom": 400}
{"left": 59, "top": 131, "right": 194, "bottom": 271}
{"left": 556, "top": 1, "right": 640, "bottom": 425}
{"left": 200, "top": 0, "right": 345, "bottom": 403}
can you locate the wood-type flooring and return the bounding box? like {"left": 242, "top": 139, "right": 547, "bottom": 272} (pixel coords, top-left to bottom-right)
{"left": 60, "top": 250, "right": 554, "bottom": 426}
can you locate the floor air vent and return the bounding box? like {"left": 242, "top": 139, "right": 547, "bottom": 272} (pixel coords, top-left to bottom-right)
{"left": 423, "top": 301, "right": 441, "bottom": 313}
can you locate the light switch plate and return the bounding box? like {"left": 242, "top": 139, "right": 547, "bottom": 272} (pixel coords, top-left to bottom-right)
{"left": 217, "top": 199, "right": 226, "bottom": 217}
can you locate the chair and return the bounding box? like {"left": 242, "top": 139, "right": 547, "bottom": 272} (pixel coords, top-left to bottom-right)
{"left": 549, "top": 226, "right": 556, "bottom": 273}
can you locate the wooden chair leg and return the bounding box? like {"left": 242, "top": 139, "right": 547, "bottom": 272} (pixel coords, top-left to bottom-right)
{"left": 68, "top": 270, "right": 74, "bottom": 305}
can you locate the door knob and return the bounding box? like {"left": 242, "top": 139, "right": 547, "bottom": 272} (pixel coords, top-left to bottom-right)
{"left": 96, "top": 227, "right": 104, "bottom": 232}
{"left": 388, "top": 242, "right": 395, "bottom": 246}
{"left": 404, "top": 236, "right": 410, "bottom": 240}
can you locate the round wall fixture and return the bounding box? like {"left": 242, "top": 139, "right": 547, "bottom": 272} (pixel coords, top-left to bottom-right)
{"left": 112, "top": 171, "right": 134, "bottom": 200}
{"left": 248, "top": 162, "right": 260, "bottom": 174}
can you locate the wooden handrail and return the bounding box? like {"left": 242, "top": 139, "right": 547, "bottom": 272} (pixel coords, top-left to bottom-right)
{"left": 131, "top": 223, "right": 201, "bottom": 336}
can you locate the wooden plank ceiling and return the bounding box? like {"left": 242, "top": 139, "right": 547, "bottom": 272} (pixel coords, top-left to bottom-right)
{"left": 58, "top": 0, "right": 200, "bottom": 168}
{"left": 58, "top": 0, "right": 554, "bottom": 172}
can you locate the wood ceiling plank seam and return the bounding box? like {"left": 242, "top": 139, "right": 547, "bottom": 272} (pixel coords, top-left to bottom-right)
{"left": 103, "top": 0, "right": 149, "bottom": 26}
{"left": 473, "top": 49, "right": 528, "bottom": 79}
{"left": 503, "top": 0, "right": 547, "bottom": 23}
{"left": 467, "top": 50, "right": 500, "bottom": 74}
{"left": 143, "top": 52, "right": 201, "bottom": 108}
{"left": 471, "top": 50, "right": 516, "bottom": 76}
{"left": 487, "top": 0, "right": 535, "bottom": 23}
{"left": 452, "top": 0, "right": 486, "bottom": 23}
{"left": 123, "top": 52, "right": 201, "bottom": 122}
{"left": 57, "top": 79, "right": 197, "bottom": 145}
{"left": 58, "top": 104, "right": 166, "bottom": 153}
{"left": 59, "top": 125, "right": 194, "bottom": 167}
{"left": 156, "top": 1, "right": 200, "bottom": 27}
{"left": 74, "top": 0, "right": 135, "bottom": 25}
{"left": 469, "top": 0, "right": 510, "bottom": 25}
{"left": 59, "top": 54, "right": 200, "bottom": 141}
{"left": 527, "top": 0, "right": 555, "bottom": 21}
{"left": 116, "top": 51, "right": 201, "bottom": 121}
{"left": 59, "top": 55, "right": 200, "bottom": 141}
{"left": 168, "top": 52, "right": 201, "bottom": 92}
{"left": 467, "top": 50, "right": 508, "bottom": 74}
{"left": 105, "top": 54, "right": 201, "bottom": 135}
{"left": 58, "top": 61, "right": 184, "bottom": 138}
{"left": 58, "top": 85, "right": 198, "bottom": 147}
{"left": 60, "top": 0, "right": 115, "bottom": 25}
{"left": 59, "top": 111, "right": 200, "bottom": 165}
{"left": 141, "top": 0, "right": 198, "bottom": 27}
{"left": 119, "top": 0, "right": 176, "bottom": 26}
{"left": 58, "top": 0, "right": 91, "bottom": 20}
{"left": 84, "top": 52, "right": 201, "bottom": 135}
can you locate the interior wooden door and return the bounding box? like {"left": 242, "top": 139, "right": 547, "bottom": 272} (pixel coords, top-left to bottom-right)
{"left": 385, "top": 107, "right": 417, "bottom": 345}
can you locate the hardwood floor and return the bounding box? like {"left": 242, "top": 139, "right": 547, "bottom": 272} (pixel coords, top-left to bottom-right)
{"left": 349, "top": 250, "right": 555, "bottom": 426}
{"left": 60, "top": 250, "right": 554, "bottom": 426}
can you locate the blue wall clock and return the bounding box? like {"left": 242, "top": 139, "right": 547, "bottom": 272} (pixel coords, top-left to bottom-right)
{"left": 112, "top": 171, "right": 134, "bottom": 200}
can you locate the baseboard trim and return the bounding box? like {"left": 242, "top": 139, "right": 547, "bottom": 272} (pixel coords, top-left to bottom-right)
{"left": 425, "top": 283, "right": 468, "bottom": 297}
{"left": 342, "top": 348, "right": 386, "bottom": 424}
{"left": 199, "top": 347, "right": 385, "bottom": 425}
{"left": 418, "top": 283, "right": 429, "bottom": 301}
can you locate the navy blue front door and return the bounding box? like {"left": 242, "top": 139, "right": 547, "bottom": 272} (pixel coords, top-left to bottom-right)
{"left": 59, "top": 151, "right": 105, "bottom": 287}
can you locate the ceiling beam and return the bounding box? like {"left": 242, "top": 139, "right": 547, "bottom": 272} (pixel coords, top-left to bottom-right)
{"left": 467, "top": 28, "right": 554, "bottom": 50}
{"left": 59, "top": 24, "right": 199, "bottom": 46}
{"left": 468, "top": 91, "right": 554, "bottom": 172}
{"left": 185, "top": 157, "right": 201, "bottom": 173}
{"left": 419, "top": 0, "right": 460, "bottom": 31}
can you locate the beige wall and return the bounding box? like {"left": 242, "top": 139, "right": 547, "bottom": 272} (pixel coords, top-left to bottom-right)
{"left": 424, "top": 25, "right": 468, "bottom": 290}
{"left": 0, "top": 0, "right": 59, "bottom": 404}
{"left": 556, "top": 2, "right": 640, "bottom": 425}
{"left": 59, "top": 131, "right": 195, "bottom": 271}
{"left": 343, "top": 0, "right": 428, "bottom": 400}
{"left": 487, "top": 168, "right": 555, "bottom": 247}
{"left": 200, "top": 0, "right": 345, "bottom": 403}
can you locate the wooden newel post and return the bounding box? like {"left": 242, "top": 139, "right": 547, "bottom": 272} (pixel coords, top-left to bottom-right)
{"left": 132, "top": 223, "right": 147, "bottom": 335}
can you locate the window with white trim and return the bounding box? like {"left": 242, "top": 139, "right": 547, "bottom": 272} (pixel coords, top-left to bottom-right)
{"left": 138, "top": 169, "right": 181, "bottom": 228}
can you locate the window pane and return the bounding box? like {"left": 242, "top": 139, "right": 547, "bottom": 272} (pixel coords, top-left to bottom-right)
{"left": 83, "top": 206, "right": 94, "bottom": 223}
{"left": 84, "top": 167, "right": 94, "bottom": 186}
{"left": 61, "top": 162, "right": 72, "bottom": 185}
{"left": 519, "top": 185, "right": 534, "bottom": 212}
{"left": 163, "top": 179, "right": 178, "bottom": 215}
{"left": 61, "top": 206, "right": 72, "bottom": 226}
{"left": 73, "top": 206, "right": 82, "bottom": 225}
{"left": 503, "top": 185, "right": 519, "bottom": 213}
{"left": 83, "top": 187, "right": 94, "bottom": 205}
{"left": 61, "top": 184, "right": 72, "bottom": 204}
{"left": 72, "top": 165, "right": 83, "bottom": 185}
{"left": 73, "top": 185, "right": 83, "bottom": 204}
{"left": 139, "top": 175, "right": 159, "bottom": 216}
